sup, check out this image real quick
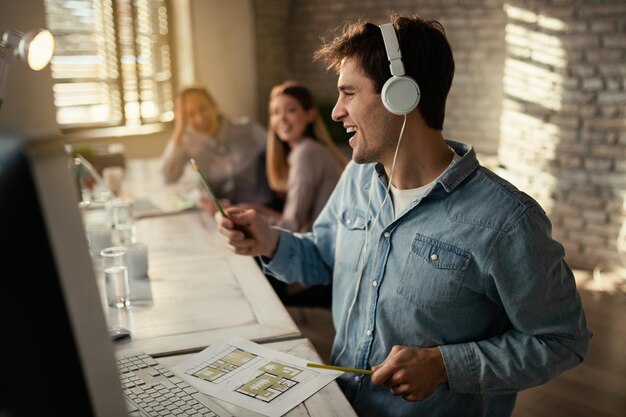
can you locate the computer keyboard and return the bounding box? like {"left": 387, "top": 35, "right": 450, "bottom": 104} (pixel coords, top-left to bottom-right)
{"left": 116, "top": 352, "right": 232, "bottom": 417}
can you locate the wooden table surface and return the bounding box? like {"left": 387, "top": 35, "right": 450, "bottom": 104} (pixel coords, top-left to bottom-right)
{"left": 85, "top": 158, "right": 300, "bottom": 357}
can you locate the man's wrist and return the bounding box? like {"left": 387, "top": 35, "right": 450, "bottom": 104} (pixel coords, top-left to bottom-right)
{"left": 262, "top": 228, "right": 281, "bottom": 259}
{"left": 433, "top": 347, "right": 448, "bottom": 385}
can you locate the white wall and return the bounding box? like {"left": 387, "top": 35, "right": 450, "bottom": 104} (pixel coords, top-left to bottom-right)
{"left": 0, "top": 0, "right": 59, "bottom": 138}
{"left": 171, "top": 0, "right": 195, "bottom": 88}
{"left": 189, "top": 0, "right": 258, "bottom": 120}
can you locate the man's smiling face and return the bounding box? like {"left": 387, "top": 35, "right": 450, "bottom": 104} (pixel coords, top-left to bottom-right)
{"left": 331, "top": 57, "right": 401, "bottom": 165}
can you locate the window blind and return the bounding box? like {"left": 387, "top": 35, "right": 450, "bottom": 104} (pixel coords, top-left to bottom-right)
{"left": 43, "top": 0, "right": 173, "bottom": 129}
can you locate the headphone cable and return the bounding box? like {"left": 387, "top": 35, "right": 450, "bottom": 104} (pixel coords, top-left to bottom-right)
{"left": 335, "top": 114, "right": 408, "bottom": 363}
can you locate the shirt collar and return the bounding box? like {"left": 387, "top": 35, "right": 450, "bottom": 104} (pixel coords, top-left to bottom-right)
{"left": 373, "top": 139, "right": 480, "bottom": 193}
{"left": 438, "top": 140, "right": 480, "bottom": 192}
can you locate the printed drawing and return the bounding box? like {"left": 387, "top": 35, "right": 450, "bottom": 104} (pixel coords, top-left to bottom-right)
{"left": 236, "top": 361, "right": 301, "bottom": 402}
{"left": 192, "top": 348, "right": 256, "bottom": 382}
{"left": 173, "top": 336, "right": 342, "bottom": 416}
{"left": 189, "top": 345, "right": 306, "bottom": 403}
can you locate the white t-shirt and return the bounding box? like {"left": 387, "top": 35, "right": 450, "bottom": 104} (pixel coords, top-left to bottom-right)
{"left": 390, "top": 148, "right": 461, "bottom": 218}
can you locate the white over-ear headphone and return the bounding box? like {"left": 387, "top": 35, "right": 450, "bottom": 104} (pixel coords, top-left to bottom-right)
{"left": 379, "top": 23, "right": 421, "bottom": 115}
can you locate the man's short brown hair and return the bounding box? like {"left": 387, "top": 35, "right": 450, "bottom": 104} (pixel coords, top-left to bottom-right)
{"left": 313, "top": 13, "right": 454, "bottom": 130}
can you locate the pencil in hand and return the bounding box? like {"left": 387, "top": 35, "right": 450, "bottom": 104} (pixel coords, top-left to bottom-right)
{"left": 306, "top": 362, "right": 374, "bottom": 375}
{"left": 189, "top": 158, "right": 227, "bottom": 218}
{"left": 190, "top": 158, "right": 251, "bottom": 238}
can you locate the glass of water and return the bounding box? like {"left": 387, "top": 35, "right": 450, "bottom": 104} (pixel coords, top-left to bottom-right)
{"left": 109, "top": 197, "right": 136, "bottom": 246}
{"left": 100, "top": 246, "right": 131, "bottom": 308}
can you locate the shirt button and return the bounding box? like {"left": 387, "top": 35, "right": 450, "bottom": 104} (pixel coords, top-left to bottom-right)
{"left": 383, "top": 231, "right": 390, "bottom": 238}
{"left": 366, "top": 329, "right": 372, "bottom": 336}
{"left": 372, "top": 280, "right": 378, "bottom": 287}
{"left": 346, "top": 219, "right": 351, "bottom": 224}
{"left": 430, "top": 253, "right": 439, "bottom": 261}
{"left": 354, "top": 376, "right": 360, "bottom": 382}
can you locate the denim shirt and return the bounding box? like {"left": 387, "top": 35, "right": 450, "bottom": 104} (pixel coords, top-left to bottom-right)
{"left": 262, "top": 140, "right": 591, "bottom": 417}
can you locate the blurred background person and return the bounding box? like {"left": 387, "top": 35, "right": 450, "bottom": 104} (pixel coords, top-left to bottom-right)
{"left": 238, "top": 80, "right": 348, "bottom": 307}
{"left": 161, "top": 83, "right": 280, "bottom": 214}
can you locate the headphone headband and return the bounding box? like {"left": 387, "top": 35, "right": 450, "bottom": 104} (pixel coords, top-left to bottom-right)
{"left": 377, "top": 22, "right": 421, "bottom": 115}
{"left": 379, "top": 23, "right": 406, "bottom": 77}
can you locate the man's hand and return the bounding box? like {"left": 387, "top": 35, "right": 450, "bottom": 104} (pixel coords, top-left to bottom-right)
{"left": 231, "top": 202, "right": 282, "bottom": 223}
{"left": 215, "top": 207, "right": 280, "bottom": 259}
{"left": 197, "top": 195, "right": 231, "bottom": 217}
{"left": 371, "top": 345, "right": 448, "bottom": 402}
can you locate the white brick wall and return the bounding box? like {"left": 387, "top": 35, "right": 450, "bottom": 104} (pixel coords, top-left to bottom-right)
{"left": 499, "top": 0, "right": 626, "bottom": 270}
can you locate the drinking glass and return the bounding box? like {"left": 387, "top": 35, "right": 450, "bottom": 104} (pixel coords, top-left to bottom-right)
{"left": 109, "top": 197, "right": 136, "bottom": 246}
{"left": 100, "top": 246, "right": 131, "bottom": 308}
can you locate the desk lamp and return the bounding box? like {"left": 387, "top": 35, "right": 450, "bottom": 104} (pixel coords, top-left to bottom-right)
{"left": 0, "top": 28, "right": 54, "bottom": 109}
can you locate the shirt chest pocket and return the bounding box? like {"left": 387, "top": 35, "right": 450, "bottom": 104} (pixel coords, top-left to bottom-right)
{"left": 398, "top": 234, "right": 471, "bottom": 309}
{"left": 335, "top": 208, "right": 370, "bottom": 272}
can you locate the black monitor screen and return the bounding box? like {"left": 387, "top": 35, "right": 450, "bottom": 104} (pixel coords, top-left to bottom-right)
{"left": 0, "top": 135, "right": 127, "bottom": 416}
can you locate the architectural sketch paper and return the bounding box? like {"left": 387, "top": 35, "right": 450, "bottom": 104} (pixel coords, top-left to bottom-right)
{"left": 171, "top": 335, "right": 342, "bottom": 417}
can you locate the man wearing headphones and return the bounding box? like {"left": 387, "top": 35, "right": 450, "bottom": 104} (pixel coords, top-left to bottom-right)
{"left": 215, "top": 13, "right": 591, "bottom": 417}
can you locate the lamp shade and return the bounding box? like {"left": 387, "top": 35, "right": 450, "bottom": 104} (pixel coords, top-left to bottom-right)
{"left": 1, "top": 28, "right": 55, "bottom": 70}
{"left": 19, "top": 29, "right": 54, "bottom": 70}
{"left": 0, "top": 28, "right": 55, "bottom": 110}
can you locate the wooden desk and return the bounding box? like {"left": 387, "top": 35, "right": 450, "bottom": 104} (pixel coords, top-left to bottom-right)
{"left": 122, "top": 156, "right": 198, "bottom": 195}
{"left": 85, "top": 159, "right": 300, "bottom": 356}
{"left": 157, "top": 338, "right": 357, "bottom": 417}
{"left": 106, "top": 211, "right": 300, "bottom": 356}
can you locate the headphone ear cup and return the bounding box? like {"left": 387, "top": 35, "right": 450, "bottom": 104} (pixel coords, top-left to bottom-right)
{"left": 381, "top": 75, "right": 421, "bottom": 115}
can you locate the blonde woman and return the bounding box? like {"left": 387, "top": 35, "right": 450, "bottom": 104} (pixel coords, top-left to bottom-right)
{"left": 161, "top": 84, "right": 276, "bottom": 213}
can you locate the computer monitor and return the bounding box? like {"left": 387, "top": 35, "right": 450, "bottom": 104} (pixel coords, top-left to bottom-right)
{"left": 0, "top": 134, "right": 128, "bottom": 416}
